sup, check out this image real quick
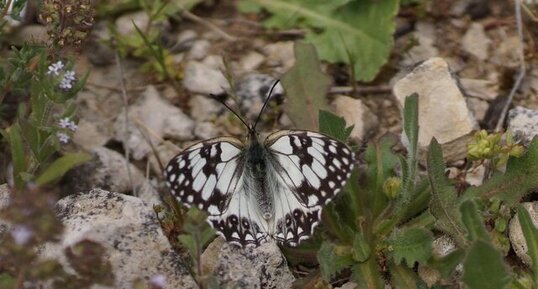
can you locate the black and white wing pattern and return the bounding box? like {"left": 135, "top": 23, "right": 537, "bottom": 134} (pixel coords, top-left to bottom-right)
{"left": 264, "top": 130, "right": 354, "bottom": 246}
{"left": 164, "top": 137, "right": 269, "bottom": 246}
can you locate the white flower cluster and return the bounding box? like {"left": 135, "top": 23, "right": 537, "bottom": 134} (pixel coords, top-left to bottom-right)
{"left": 57, "top": 118, "right": 78, "bottom": 144}
{"left": 46, "top": 61, "right": 77, "bottom": 90}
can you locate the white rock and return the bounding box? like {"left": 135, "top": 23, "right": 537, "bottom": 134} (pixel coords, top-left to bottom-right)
{"left": 466, "top": 98, "right": 489, "bottom": 123}
{"left": 332, "top": 95, "right": 379, "bottom": 142}
{"left": 238, "top": 51, "right": 266, "bottom": 73}
{"left": 114, "top": 86, "right": 195, "bottom": 160}
{"left": 194, "top": 122, "right": 220, "bottom": 139}
{"left": 12, "top": 25, "right": 49, "bottom": 46}
{"left": 40, "top": 189, "right": 198, "bottom": 289}
{"left": 182, "top": 61, "right": 230, "bottom": 95}
{"left": 202, "top": 54, "right": 225, "bottom": 71}
{"left": 262, "top": 41, "right": 295, "bottom": 73}
{"left": 509, "top": 202, "right": 538, "bottom": 266}
{"left": 115, "top": 11, "right": 150, "bottom": 37}
{"left": 400, "top": 22, "right": 439, "bottom": 66}
{"left": 188, "top": 94, "right": 224, "bottom": 122}
{"left": 235, "top": 74, "right": 283, "bottom": 120}
{"left": 462, "top": 23, "right": 491, "bottom": 60}
{"left": 508, "top": 106, "right": 538, "bottom": 145}
{"left": 393, "top": 57, "right": 478, "bottom": 161}
{"left": 175, "top": 29, "right": 198, "bottom": 51}
{"left": 61, "top": 147, "right": 146, "bottom": 195}
{"left": 72, "top": 119, "right": 110, "bottom": 150}
{"left": 188, "top": 39, "right": 211, "bottom": 60}
{"left": 201, "top": 238, "right": 295, "bottom": 288}
{"left": 459, "top": 78, "right": 498, "bottom": 101}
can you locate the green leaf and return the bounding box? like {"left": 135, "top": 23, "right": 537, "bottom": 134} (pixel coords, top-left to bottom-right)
{"left": 429, "top": 249, "right": 465, "bottom": 278}
{"left": 317, "top": 241, "right": 354, "bottom": 281}
{"left": 365, "top": 134, "right": 398, "bottom": 217}
{"left": 463, "top": 138, "right": 538, "bottom": 206}
{"left": 462, "top": 240, "right": 510, "bottom": 289}
{"left": 401, "top": 93, "right": 419, "bottom": 199}
{"left": 460, "top": 200, "right": 489, "bottom": 242}
{"left": 351, "top": 258, "right": 385, "bottom": 289}
{"left": 246, "top": 0, "right": 399, "bottom": 81}
{"left": 281, "top": 42, "right": 331, "bottom": 130}
{"left": 35, "top": 152, "right": 92, "bottom": 186}
{"left": 388, "top": 228, "right": 432, "bottom": 268}
{"left": 427, "top": 138, "right": 467, "bottom": 247}
{"left": 389, "top": 263, "right": 427, "bottom": 289}
{"left": 7, "top": 124, "right": 26, "bottom": 189}
{"left": 517, "top": 206, "right": 538, "bottom": 284}
{"left": 318, "top": 110, "right": 353, "bottom": 142}
{"left": 352, "top": 232, "right": 370, "bottom": 262}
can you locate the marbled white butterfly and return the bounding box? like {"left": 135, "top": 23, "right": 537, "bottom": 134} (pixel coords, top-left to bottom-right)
{"left": 164, "top": 81, "right": 354, "bottom": 247}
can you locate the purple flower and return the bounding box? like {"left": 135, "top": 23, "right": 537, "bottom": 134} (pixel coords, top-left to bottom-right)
{"left": 57, "top": 132, "right": 70, "bottom": 144}
{"left": 10, "top": 225, "right": 33, "bottom": 245}
{"left": 149, "top": 275, "right": 166, "bottom": 288}
{"left": 47, "top": 61, "right": 64, "bottom": 76}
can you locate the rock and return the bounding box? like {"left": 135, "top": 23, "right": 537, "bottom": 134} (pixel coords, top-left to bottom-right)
{"left": 61, "top": 147, "right": 146, "bottom": 196}
{"left": 148, "top": 143, "right": 180, "bottom": 178}
{"left": 509, "top": 202, "right": 538, "bottom": 266}
{"left": 87, "top": 21, "right": 115, "bottom": 66}
{"left": 194, "top": 122, "right": 220, "bottom": 139}
{"left": 136, "top": 180, "right": 163, "bottom": 206}
{"left": 11, "top": 24, "right": 48, "bottom": 46}
{"left": 188, "top": 39, "right": 211, "bottom": 60}
{"left": 393, "top": 57, "right": 478, "bottom": 162}
{"left": 400, "top": 22, "right": 439, "bottom": 66}
{"left": 114, "top": 86, "right": 195, "bottom": 160}
{"left": 188, "top": 94, "right": 224, "bottom": 122}
{"left": 182, "top": 61, "right": 230, "bottom": 95}
{"left": 335, "top": 282, "right": 358, "bottom": 289}
{"left": 72, "top": 119, "right": 110, "bottom": 150}
{"left": 40, "top": 189, "right": 198, "bottom": 289}
{"left": 491, "top": 36, "right": 521, "bottom": 68}
{"left": 462, "top": 23, "right": 491, "bottom": 61}
{"left": 201, "top": 238, "right": 295, "bottom": 289}
{"left": 332, "top": 95, "right": 379, "bottom": 142}
{"left": 115, "top": 11, "right": 151, "bottom": 37}
{"left": 508, "top": 106, "right": 538, "bottom": 146}
{"left": 235, "top": 74, "right": 283, "bottom": 121}
{"left": 459, "top": 78, "right": 498, "bottom": 101}
{"left": 466, "top": 98, "right": 489, "bottom": 123}
{"left": 174, "top": 29, "right": 198, "bottom": 52}
{"left": 202, "top": 55, "right": 226, "bottom": 71}
{"left": 238, "top": 51, "right": 266, "bottom": 73}
{"left": 0, "top": 184, "right": 10, "bottom": 236}
{"left": 262, "top": 41, "right": 295, "bottom": 73}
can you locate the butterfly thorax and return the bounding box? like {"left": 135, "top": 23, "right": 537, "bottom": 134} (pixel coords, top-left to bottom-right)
{"left": 243, "top": 135, "right": 275, "bottom": 220}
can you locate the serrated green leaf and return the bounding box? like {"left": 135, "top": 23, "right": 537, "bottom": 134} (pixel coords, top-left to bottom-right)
{"left": 352, "top": 232, "right": 370, "bottom": 262}
{"left": 317, "top": 241, "right": 354, "bottom": 281}
{"left": 36, "top": 152, "right": 92, "bottom": 186}
{"left": 460, "top": 200, "right": 489, "bottom": 242}
{"left": 318, "top": 110, "right": 353, "bottom": 142}
{"left": 246, "top": 0, "right": 398, "bottom": 81}
{"left": 517, "top": 206, "right": 538, "bottom": 284}
{"left": 388, "top": 228, "right": 432, "bottom": 268}
{"left": 463, "top": 138, "right": 538, "bottom": 206}
{"left": 462, "top": 240, "right": 510, "bottom": 289}
{"left": 429, "top": 249, "right": 465, "bottom": 278}
{"left": 427, "top": 138, "right": 467, "bottom": 248}
{"left": 390, "top": 263, "right": 427, "bottom": 289}
{"left": 281, "top": 42, "right": 331, "bottom": 130}
{"left": 351, "top": 258, "right": 385, "bottom": 289}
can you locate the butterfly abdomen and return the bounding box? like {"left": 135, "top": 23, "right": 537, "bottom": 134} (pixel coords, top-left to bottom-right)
{"left": 243, "top": 140, "right": 276, "bottom": 220}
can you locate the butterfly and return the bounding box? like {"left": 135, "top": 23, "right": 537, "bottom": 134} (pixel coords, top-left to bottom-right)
{"left": 164, "top": 81, "right": 354, "bottom": 247}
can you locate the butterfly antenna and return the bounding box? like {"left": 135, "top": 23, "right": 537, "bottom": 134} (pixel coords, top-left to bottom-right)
{"left": 209, "top": 94, "right": 251, "bottom": 131}
{"left": 252, "top": 79, "right": 280, "bottom": 132}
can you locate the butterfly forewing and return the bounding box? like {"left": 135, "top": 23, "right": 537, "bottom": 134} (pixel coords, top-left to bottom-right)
{"left": 265, "top": 130, "right": 354, "bottom": 246}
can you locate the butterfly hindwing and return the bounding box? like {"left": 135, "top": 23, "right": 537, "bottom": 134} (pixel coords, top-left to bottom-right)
{"left": 265, "top": 130, "right": 354, "bottom": 246}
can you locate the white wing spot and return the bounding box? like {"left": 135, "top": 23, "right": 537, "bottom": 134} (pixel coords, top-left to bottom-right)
{"left": 342, "top": 158, "right": 349, "bottom": 165}
{"left": 329, "top": 181, "right": 335, "bottom": 188}
{"left": 311, "top": 159, "right": 327, "bottom": 179}
{"left": 166, "top": 165, "right": 173, "bottom": 172}
{"left": 168, "top": 173, "right": 177, "bottom": 182}
{"left": 178, "top": 159, "right": 185, "bottom": 168}
{"left": 302, "top": 164, "right": 320, "bottom": 189}
{"left": 271, "top": 136, "right": 293, "bottom": 154}
{"left": 178, "top": 174, "right": 185, "bottom": 184}
{"left": 193, "top": 173, "right": 207, "bottom": 191}
{"left": 307, "top": 147, "right": 325, "bottom": 165}
{"left": 202, "top": 174, "right": 217, "bottom": 200}
{"left": 308, "top": 194, "right": 319, "bottom": 206}
{"left": 220, "top": 143, "right": 239, "bottom": 161}
{"left": 293, "top": 137, "right": 301, "bottom": 147}
{"left": 210, "top": 145, "right": 218, "bottom": 157}
{"left": 329, "top": 145, "right": 337, "bottom": 154}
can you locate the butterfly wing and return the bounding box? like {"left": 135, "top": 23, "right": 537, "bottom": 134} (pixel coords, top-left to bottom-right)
{"left": 265, "top": 130, "right": 354, "bottom": 246}
{"left": 164, "top": 137, "right": 269, "bottom": 247}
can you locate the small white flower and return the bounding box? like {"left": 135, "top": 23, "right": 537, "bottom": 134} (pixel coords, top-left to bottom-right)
{"left": 57, "top": 132, "right": 70, "bottom": 144}
{"left": 149, "top": 275, "right": 166, "bottom": 288}
{"left": 58, "top": 118, "right": 78, "bottom": 131}
{"left": 59, "top": 70, "right": 76, "bottom": 90}
{"left": 10, "top": 225, "right": 33, "bottom": 245}
{"left": 58, "top": 117, "right": 71, "bottom": 129}
{"left": 47, "top": 61, "right": 64, "bottom": 76}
